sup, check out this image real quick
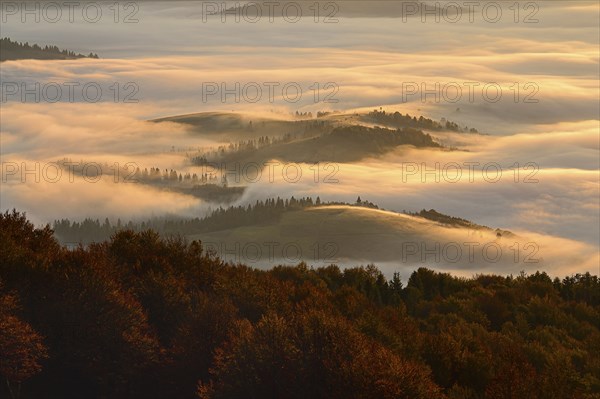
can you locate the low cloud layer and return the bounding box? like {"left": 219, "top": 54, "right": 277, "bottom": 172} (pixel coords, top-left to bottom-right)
{"left": 1, "top": 1, "right": 598, "bottom": 276}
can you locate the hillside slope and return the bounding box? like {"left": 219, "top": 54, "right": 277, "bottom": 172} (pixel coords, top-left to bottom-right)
{"left": 188, "top": 205, "right": 591, "bottom": 275}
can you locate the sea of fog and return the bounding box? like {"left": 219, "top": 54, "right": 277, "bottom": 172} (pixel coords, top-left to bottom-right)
{"left": 1, "top": 1, "right": 598, "bottom": 275}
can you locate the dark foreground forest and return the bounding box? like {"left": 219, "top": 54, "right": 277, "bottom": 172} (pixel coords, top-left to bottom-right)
{"left": 1, "top": 210, "right": 599, "bottom": 399}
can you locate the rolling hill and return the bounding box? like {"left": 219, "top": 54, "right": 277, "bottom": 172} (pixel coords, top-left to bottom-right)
{"left": 153, "top": 111, "right": 457, "bottom": 164}
{"left": 52, "top": 198, "right": 596, "bottom": 277}
{"left": 188, "top": 205, "right": 515, "bottom": 266}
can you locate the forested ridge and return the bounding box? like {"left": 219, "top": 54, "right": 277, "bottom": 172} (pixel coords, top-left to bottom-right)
{"left": 52, "top": 196, "right": 502, "bottom": 245}
{"left": 1, "top": 210, "right": 599, "bottom": 399}
{"left": 52, "top": 197, "right": 379, "bottom": 244}
{"left": 189, "top": 123, "right": 442, "bottom": 165}
{"left": 363, "top": 110, "right": 480, "bottom": 133}
{"left": 0, "top": 38, "right": 99, "bottom": 62}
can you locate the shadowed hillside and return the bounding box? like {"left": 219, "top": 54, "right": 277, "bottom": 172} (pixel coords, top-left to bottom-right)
{"left": 153, "top": 110, "right": 478, "bottom": 165}
{"left": 193, "top": 125, "right": 442, "bottom": 164}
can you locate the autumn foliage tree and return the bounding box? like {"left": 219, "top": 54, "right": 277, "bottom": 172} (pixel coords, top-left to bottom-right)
{"left": 0, "top": 291, "right": 48, "bottom": 399}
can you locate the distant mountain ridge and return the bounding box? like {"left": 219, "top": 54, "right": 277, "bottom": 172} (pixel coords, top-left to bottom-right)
{"left": 0, "top": 37, "right": 99, "bottom": 61}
